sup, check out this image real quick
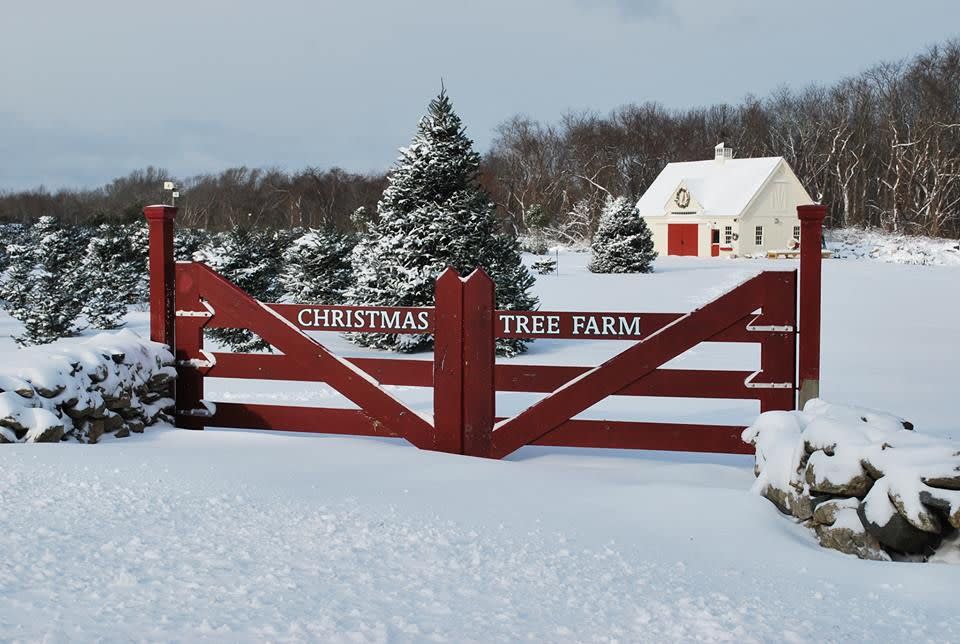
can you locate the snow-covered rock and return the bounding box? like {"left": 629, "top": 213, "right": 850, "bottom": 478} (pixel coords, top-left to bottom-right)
{"left": 743, "top": 399, "right": 960, "bottom": 561}
{"left": 0, "top": 330, "right": 174, "bottom": 443}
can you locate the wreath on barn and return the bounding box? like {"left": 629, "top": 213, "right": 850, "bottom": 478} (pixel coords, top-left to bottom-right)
{"left": 675, "top": 187, "right": 691, "bottom": 209}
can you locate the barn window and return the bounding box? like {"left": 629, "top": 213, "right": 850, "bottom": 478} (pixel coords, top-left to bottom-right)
{"left": 755, "top": 226, "right": 764, "bottom": 246}
{"left": 793, "top": 225, "right": 801, "bottom": 240}
{"left": 724, "top": 226, "right": 733, "bottom": 244}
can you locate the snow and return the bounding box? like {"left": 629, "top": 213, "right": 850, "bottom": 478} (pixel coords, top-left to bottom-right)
{"left": 2, "top": 251, "right": 960, "bottom": 639}
{"left": 828, "top": 228, "right": 960, "bottom": 267}
{"left": 635, "top": 157, "right": 788, "bottom": 217}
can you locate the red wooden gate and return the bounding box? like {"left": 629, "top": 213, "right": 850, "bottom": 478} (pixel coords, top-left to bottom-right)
{"left": 144, "top": 205, "right": 825, "bottom": 459}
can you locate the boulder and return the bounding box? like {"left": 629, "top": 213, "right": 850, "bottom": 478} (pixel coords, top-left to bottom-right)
{"left": 763, "top": 485, "right": 814, "bottom": 521}
{"left": 859, "top": 493, "right": 941, "bottom": 555}
{"left": 918, "top": 489, "right": 960, "bottom": 529}
{"left": 812, "top": 497, "right": 859, "bottom": 526}
{"left": 814, "top": 507, "right": 890, "bottom": 561}
{"left": 805, "top": 453, "right": 872, "bottom": 497}
{"left": 103, "top": 412, "right": 125, "bottom": 433}
{"left": 922, "top": 472, "right": 960, "bottom": 491}
{"left": 86, "top": 419, "right": 106, "bottom": 445}
{"left": 0, "top": 427, "right": 15, "bottom": 443}
{"left": 889, "top": 491, "right": 942, "bottom": 533}
{"left": 27, "top": 425, "right": 65, "bottom": 443}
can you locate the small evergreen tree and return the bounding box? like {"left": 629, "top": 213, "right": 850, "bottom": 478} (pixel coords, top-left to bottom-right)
{"left": 79, "top": 224, "right": 139, "bottom": 329}
{"left": 280, "top": 225, "right": 355, "bottom": 303}
{"left": 588, "top": 196, "right": 657, "bottom": 274}
{"left": 175, "top": 227, "right": 212, "bottom": 261}
{"left": 349, "top": 89, "right": 537, "bottom": 356}
{"left": 0, "top": 242, "right": 33, "bottom": 320}
{"left": 196, "top": 226, "right": 285, "bottom": 352}
{"left": 13, "top": 216, "right": 84, "bottom": 345}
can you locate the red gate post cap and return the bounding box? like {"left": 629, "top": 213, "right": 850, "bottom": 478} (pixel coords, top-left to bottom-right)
{"left": 143, "top": 205, "right": 177, "bottom": 221}
{"left": 797, "top": 204, "right": 826, "bottom": 222}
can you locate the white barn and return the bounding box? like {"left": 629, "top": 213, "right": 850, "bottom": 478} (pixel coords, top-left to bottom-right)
{"left": 635, "top": 143, "right": 814, "bottom": 257}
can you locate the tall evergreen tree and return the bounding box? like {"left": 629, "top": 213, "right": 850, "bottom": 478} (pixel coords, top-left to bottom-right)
{"left": 588, "top": 196, "right": 657, "bottom": 274}
{"left": 350, "top": 89, "right": 537, "bottom": 355}
{"left": 196, "top": 226, "right": 286, "bottom": 352}
{"left": 280, "top": 225, "right": 355, "bottom": 304}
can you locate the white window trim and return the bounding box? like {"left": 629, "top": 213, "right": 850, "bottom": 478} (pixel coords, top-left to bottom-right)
{"left": 755, "top": 225, "right": 764, "bottom": 247}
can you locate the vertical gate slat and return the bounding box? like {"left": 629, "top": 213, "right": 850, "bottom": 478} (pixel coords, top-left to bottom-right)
{"left": 433, "top": 268, "right": 464, "bottom": 454}
{"left": 461, "top": 270, "right": 495, "bottom": 458}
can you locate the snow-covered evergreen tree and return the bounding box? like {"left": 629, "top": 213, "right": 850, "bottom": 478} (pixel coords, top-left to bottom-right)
{"left": 13, "top": 216, "right": 85, "bottom": 345}
{"left": 79, "top": 224, "right": 140, "bottom": 329}
{"left": 588, "top": 196, "right": 657, "bottom": 274}
{"left": 280, "top": 225, "right": 355, "bottom": 304}
{"left": 349, "top": 89, "right": 537, "bottom": 355}
{"left": 0, "top": 242, "right": 33, "bottom": 320}
{"left": 195, "top": 226, "right": 286, "bottom": 352}
{"left": 122, "top": 221, "right": 150, "bottom": 303}
{"left": 175, "top": 227, "right": 213, "bottom": 261}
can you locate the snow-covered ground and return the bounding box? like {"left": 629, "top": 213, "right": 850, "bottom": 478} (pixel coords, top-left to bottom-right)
{"left": 2, "top": 252, "right": 960, "bottom": 641}
{"left": 828, "top": 227, "right": 960, "bottom": 267}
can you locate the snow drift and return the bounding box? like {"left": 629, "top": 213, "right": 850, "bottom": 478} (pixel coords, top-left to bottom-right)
{"left": 744, "top": 399, "right": 960, "bottom": 561}
{"left": 0, "top": 330, "right": 175, "bottom": 443}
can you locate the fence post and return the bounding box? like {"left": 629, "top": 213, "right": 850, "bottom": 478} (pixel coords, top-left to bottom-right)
{"left": 461, "top": 269, "right": 495, "bottom": 458}
{"left": 144, "top": 205, "right": 177, "bottom": 348}
{"left": 433, "top": 268, "right": 464, "bottom": 454}
{"left": 797, "top": 203, "right": 826, "bottom": 409}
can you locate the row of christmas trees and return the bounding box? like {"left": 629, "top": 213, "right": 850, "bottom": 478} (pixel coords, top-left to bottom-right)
{"left": 0, "top": 90, "right": 655, "bottom": 350}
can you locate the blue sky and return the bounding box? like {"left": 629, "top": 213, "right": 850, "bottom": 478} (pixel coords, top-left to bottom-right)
{"left": 1, "top": 0, "right": 958, "bottom": 190}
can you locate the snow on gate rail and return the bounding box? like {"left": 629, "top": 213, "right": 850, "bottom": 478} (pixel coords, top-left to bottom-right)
{"left": 143, "top": 204, "right": 826, "bottom": 458}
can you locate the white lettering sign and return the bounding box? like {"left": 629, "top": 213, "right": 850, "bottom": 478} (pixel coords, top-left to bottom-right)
{"left": 296, "top": 308, "right": 430, "bottom": 331}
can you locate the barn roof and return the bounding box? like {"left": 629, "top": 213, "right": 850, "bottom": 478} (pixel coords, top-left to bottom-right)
{"left": 635, "top": 156, "right": 783, "bottom": 217}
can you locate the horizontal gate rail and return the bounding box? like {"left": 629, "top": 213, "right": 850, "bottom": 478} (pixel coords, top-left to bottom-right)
{"left": 209, "top": 402, "right": 389, "bottom": 437}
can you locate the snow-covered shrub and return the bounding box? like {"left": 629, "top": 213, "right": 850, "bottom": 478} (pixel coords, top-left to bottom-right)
{"left": 280, "top": 226, "right": 355, "bottom": 304}
{"left": 541, "top": 199, "right": 596, "bottom": 251}
{"left": 531, "top": 257, "right": 557, "bottom": 275}
{"left": 0, "top": 330, "right": 175, "bottom": 444}
{"left": 349, "top": 89, "right": 537, "bottom": 356}
{"left": 744, "top": 399, "right": 960, "bottom": 562}
{"left": 588, "top": 196, "right": 656, "bottom": 274}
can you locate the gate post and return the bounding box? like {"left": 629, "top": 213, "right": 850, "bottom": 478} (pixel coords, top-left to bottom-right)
{"left": 797, "top": 204, "right": 826, "bottom": 409}
{"left": 461, "top": 269, "right": 495, "bottom": 458}
{"left": 144, "top": 205, "right": 177, "bottom": 348}
{"left": 433, "top": 268, "right": 464, "bottom": 454}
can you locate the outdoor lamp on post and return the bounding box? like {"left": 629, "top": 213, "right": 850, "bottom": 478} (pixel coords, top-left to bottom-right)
{"left": 163, "top": 181, "right": 178, "bottom": 207}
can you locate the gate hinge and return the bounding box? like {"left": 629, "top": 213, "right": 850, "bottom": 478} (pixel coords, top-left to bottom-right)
{"left": 177, "top": 400, "right": 217, "bottom": 417}
{"left": 746, "top": 323, "right": 794, "bottom": 332}
{"left": 176, "top": 300, "right": 215, "bottom": 318}
{"left": 176, "top": 350, "right": 217, "bottom": 369}
{"left": 744, "top": 371, "right": 794, "bottom": 390}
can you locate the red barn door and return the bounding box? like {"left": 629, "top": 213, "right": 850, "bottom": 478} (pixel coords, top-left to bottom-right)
{"left": 668, "top": 223, "right": 699, "bottom": 256}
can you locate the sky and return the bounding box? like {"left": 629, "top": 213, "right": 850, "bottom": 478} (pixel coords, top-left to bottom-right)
{"left": 1, "top": 0, "right": 958, "bottom": 191}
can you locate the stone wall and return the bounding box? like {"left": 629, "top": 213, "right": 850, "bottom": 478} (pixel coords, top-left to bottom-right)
{"left": 0, "top": 330, "right": 175, "bottom": 444}
{"left": 743, "top": 400, "right": 960, "bottom": 562}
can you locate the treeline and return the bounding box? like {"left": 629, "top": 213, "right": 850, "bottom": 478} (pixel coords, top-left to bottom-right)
{"left": 486, "top": 39, "right": 960, "bottom": 238}
{"left": 1, "top": 40, "right": 958, "bottom": 238}
{"left": 0, "top": 167, "right": 386, "bottom": 231}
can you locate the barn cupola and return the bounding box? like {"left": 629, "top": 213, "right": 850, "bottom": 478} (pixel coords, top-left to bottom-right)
{"left": 714, "top": 142, "right": 733, "bottom": 163}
